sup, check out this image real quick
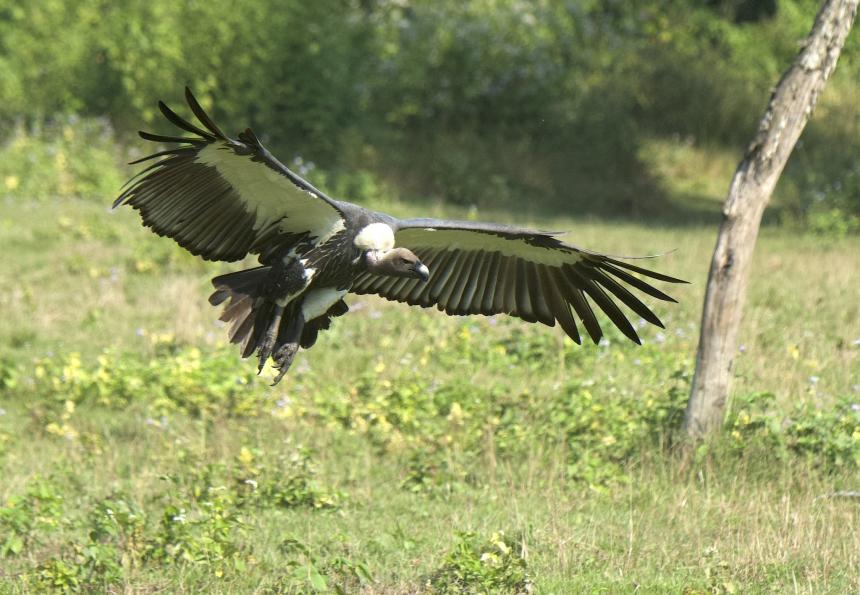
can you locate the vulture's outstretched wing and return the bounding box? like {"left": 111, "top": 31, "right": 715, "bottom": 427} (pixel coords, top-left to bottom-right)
{"left": 350, "top": 218, "right": 686, "bottom": 344}
{"left": 114, "top": 88, "right": 346, "bottom": 263}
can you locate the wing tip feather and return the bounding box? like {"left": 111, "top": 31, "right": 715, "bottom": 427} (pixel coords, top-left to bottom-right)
{"left": 184, "top": 86, "right": 228, "bottom": 140}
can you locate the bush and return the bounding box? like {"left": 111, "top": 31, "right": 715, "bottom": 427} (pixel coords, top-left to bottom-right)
{"left": 146, "top": 490, "right": 246, "bottom": 572}
{"left": 0, "top": 117, "right": 124, "bottom": 202}
{"left": 805, "top": 167, "right": 860, "bottom": 236}
{"left": 0, "top": 441, "right": 349, "bottom": 587}
{"left": 426, "top": 531, "right": 532, "bottom": 594}
{"left": 21, "top": 347, "right": 266, "bottom": 418}
{"left": 273, "top": 537, "right": 373, "bottom": 593}
{"left": 0, "top": 478, "right": 65, "bottom": 557}
{"left": 234, "top": 445, "right": 343, "bottom": 510}
{"left": 726, "top": 391, "right": 860, "bottom": 470}
{"left": 33, "top": 543, "right": 123, "bottom": 592}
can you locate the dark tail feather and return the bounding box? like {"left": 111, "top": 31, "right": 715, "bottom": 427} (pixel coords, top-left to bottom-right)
{"left": 243, "top": 300, "right": 275, "bottom": 359}
{"left": 211, "top": 267, "right": 270, "bottom": 304}
{"left": 209, "top": 267, "right": 271, "bottom": 357}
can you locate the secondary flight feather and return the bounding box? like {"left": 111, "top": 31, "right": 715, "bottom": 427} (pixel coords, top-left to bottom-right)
{"left": 115, "top": 88, "right": 686, "bottom": 383}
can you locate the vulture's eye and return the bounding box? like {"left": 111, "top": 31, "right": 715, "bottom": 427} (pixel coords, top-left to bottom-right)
{"left": 400, "top": 257, "right": 410, "bottom": 264}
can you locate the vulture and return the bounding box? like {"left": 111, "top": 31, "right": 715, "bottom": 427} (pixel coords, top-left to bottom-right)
{"left": 115, "top": 88, "right": 686, "bottom": 384}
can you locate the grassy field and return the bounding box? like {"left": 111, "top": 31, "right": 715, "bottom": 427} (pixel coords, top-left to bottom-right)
{"left": 1, "top": 178, "right": 859, "bottom": 592}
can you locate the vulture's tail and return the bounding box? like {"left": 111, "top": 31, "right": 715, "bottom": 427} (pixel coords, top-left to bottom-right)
{"left": 210, "top": 267, "right": 350, "bottom": 372}
{"left": 209, "top": 266, "right": 271, "bottom": 357}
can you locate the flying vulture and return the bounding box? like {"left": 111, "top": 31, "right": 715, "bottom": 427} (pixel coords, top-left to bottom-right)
{"left": 115, "top": 88, "right": 686, "bottom": 384}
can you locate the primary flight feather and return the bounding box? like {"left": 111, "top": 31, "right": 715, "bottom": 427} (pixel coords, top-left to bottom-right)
{"left": 115, "top": 88, "right": 686, "bottom": 383}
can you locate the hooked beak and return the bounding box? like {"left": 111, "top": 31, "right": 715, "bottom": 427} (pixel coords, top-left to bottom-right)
{"left": 413, "top": 262, "right": 430, "bottom": 282}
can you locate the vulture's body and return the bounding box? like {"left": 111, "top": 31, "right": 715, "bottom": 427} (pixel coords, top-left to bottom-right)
{"left": 115, "top": 89, "right": 686, "bottom": 383}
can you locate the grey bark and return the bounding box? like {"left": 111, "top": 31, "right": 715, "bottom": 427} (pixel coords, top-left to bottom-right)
{"left": 684, "top": 0, "right": 858, "bottom": 438}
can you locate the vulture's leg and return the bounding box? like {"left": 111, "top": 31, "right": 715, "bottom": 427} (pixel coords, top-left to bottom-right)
{"left": 256, "top": 303, "right": 285, "bottom": 373}
{"left": 272, "top": 313, "right": 305, "bottom": 385}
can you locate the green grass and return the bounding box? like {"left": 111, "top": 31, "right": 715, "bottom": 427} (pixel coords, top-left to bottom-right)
{"left": 1, "top": 179, "right": 859, "bottom": 592}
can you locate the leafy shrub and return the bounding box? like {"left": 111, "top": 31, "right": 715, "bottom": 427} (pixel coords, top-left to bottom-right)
{"left": 0, "top": 442, "right": 346, "bottom": 586}
{"left": 0, "top": 356, "right": 19, "bottom": 392}
{"left": 32, "top": 543, "right": 123, "bottom": 592}
{"left": 727, "top": 391, "right": 860, "bottom": 470}
{"left": 17, "top": 476, "right": 249, "bottom": 586}
{"left": 309, "top": 164, "right": 400, "bottom": 209}
{"left": 274, "top": 537, "right": 373, "bottom": 594}
{"left": 806, "top": 207, "right": 860, "bottom": 237}
{"left": 140, "top": 452, "right": 254, "bottom": 575}
{"left": 783, "top": 159, "right": 860, "bottom": 237}
{"left": 87, "top": 493, "right": 147, "bottom": 565}
{"left": 31, "top": 558, "right": 83, "bottom": 593}
{"left": 0, "top": 117, "right": 124, "bottom": 202}
{"left": 303, "top": 325, "right": 691, "bottom": 489}
{"left": 235, "top": 445, "right": 343, "bottom": 510}
{"left": 22, "top": 347, "right": 266, "bottom": 418}
{"left": 146, "top": 489, "right": 247, "bottom": 573}
{"left": 426, "top": 531, "right": 532, "bottom": 594}
{"left": 400, "top": 447, "right": 472, "bottom": 496}
{"left": 0, "top": 478, "right": 65, "bottom": 557}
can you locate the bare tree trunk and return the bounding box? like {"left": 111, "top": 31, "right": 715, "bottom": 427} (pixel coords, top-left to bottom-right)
{"left": 684, "top": 0, "right": 858, "bottom": 438}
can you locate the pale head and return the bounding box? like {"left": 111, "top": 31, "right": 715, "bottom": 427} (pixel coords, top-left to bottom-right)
{"left": 365, "top": 247, "right": 430, "bottom": 282}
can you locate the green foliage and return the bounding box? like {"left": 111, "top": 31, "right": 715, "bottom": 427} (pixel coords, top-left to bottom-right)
{"left": 727, "top": 391, "right": 860, "bottom": 469}
{"left": 427, "top": 531, "right": 532, "bottom": 594}
{"left": 7, "top": 328, "right": 859, "bottom": 498}
{"left": 298, "top": 325, "right": 693, "bottom": 489}
{"left": 0, "top": 0, "right": 373, "bottom": 155}
{"left": 0, "top": 355, "right": 18, "bottom": 392}
{"left": 2, "top": 0, "right": 858, "bottom": 219}
{"left": 31, "top": 558, "right": 84, "bottom": 593}
{"left": 0, "top": 478, "right": 65, "bottom": 557}
{"left": 33, "top": 543, "right": 123, "bottom": 592}
{"left": 234, "top": 445, "right": 343, "bottom": 510}
{"left": 87, "top": 493, "right": 147, "bottom": 565}
{"left": 310, "top": 165, "right": 400, "bottom": 211}
{"left": 806, "top": 207, "right": 860, "bottom": 237}
{"left": 805, "top": 168, "right": 860, "bottom": 237}
{"left": 0, "top": 442, "right": 349, "bottom": 588}
{"left": 146, "top": 489, "right": 246, "bottom": 572}
{"left": 274, "top": 538, "right": 373, "bottom": 594}
{"left": 0, "top": 118, "right": 124, "bottom": 201}
{"left": 22, "top": 347, "right": 265, "bottom": 418}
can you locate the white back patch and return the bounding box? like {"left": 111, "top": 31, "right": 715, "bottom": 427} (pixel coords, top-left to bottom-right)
{"left": 301, "top": 288, "right": 348, "bottom": 321}
{"left": 353, "top": 223, "right": 395, "bottom": 251}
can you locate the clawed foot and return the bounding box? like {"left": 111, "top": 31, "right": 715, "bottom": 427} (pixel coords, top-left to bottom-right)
{"left": 257, "top": 334, "right": 276, "bottom": 374}
{"left": 271, "top": 342, "right": 299, "bottom": 385}
{"left": 257, "top": 304, "right": 285, "bottom": 374}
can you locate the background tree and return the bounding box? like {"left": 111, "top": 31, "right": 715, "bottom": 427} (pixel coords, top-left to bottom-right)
{"left": 684, "top": 0, "right": 858, "bottom": 437}
{"left": 2, "top": 1, "right": 859, "bottom": 225}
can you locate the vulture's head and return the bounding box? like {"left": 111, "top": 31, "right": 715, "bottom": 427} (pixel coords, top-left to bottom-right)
{"left": 365, "top": 248, "right": 430, "bottom": 282}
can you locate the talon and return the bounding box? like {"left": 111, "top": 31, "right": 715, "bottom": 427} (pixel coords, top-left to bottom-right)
{"left": 271, "top": 342, "right": 299, "bottom": 385}
{"left": 257, "top": 337, "right": 275, "bottom": 373}
{"left": 272, "top": 368, "right": 288, "bottom": 386}
{"left": 257, "top": 304, "right": 285, "bottom": 373}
